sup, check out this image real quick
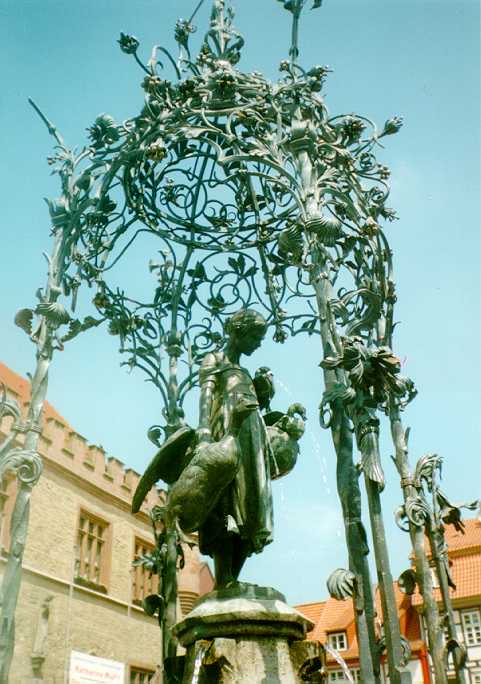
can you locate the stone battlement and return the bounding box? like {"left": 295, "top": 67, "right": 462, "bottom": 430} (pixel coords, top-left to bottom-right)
{"left": 0, "top": 361, "right": 164, "bottom": 514}
{"left": 40, "top": 417, "right": 163, "bottom": 512}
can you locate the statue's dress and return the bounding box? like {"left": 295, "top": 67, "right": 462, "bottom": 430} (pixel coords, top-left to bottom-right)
{"left": 198, "top": 352, "right": 274, "bottom": 558}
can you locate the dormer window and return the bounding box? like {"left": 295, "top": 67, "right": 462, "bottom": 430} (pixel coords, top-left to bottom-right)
{"left": 328, "top": 631, "right": 347, "bottom": 651}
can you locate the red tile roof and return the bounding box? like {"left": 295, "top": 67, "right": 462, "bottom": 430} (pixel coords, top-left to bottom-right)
{"left": 296, "top": 581, "right": 422, "bottom": 665}
{"left": 303, "top": 519, "right": 481, "bottom": 654}
{"left": 296, "top": 600, "right": 327, "bottom": 628}
{"left": 444, "top": 518, "right": 481, "bottom": 555}
{"left": 412, "top": 518, "right": 481, "bottom": 607}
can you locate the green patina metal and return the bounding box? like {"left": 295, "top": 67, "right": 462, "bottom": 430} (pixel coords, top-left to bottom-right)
{"left": 0, "top": 112, "right": 103, "bottom": 679}
{"left": 3, "top": 1, "right": 477, "bottom": 682}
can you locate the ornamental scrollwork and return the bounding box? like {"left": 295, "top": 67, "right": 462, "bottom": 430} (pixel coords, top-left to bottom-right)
{"left": 132, "top": 504, "right": 197, "bottom": 621}
{"left": 0, "top": 386, "right": 21, "bottom": 426}
{"left": 27, "top": 4, "right": 422, "bottom": 680}
{"left": 404, "top": 495, "right": 432, "bottom": 528}
{"left": 42, "top": 0, "right": 405, "bottom": 383}
{"left": 0, "top": 449, "right": 43, "bottom": 487}
{"left": 413, "top": 452, "right": 442, "bottom": 491}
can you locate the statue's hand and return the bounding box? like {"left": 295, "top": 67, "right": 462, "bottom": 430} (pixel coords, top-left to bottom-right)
{"left": 195, "top": 427, "right": 213, "bottom": 445}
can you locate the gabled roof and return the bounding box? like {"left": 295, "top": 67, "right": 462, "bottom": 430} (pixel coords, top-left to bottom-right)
{"left": 311, "top": 597, "right": 359, "bottom": 659}
{"left": 295, "top": 600, "right": 327, "bottom": 627}
{"left": 298, "top": 517, "right": 481, "bottom": 657}
{"left": 297, "top": 581, "right": 423, "bottom": 664}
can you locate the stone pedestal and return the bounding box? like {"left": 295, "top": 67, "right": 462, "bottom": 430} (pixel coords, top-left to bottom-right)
{"left": 171, "top": 583, "right": 325, "bottom": 683}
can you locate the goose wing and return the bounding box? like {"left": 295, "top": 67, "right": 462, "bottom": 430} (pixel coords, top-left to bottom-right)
{"left": 132, "top": 425, "right": 195, "bottom": 513}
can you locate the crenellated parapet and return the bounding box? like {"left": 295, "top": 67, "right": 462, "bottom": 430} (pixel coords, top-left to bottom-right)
{"left": 39, "top": 417, "right": 163, "bottom": 513}
{"left": 0, "top": 362, "right": 164, "bottom": 515}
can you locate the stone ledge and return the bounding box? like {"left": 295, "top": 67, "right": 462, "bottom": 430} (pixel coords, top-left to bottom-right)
{"left": 173, "top": 582, "right": 314, "bottom": 647}
{"left": 0, "top": 556, "right": 155, "bottom": 618}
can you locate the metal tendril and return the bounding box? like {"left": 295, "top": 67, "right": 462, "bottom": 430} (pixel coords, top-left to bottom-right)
{"left": 4, "top": 3, "right": 472, "bottom": 684}
{"left": 189, "top": 0, "right": 207, "bottom": 23}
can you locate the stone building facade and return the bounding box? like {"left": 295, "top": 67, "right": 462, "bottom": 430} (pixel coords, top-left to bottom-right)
{"left": 297, "top": 512, "right": 481, "bottom": 684}
{"left": 0, "top": 362, "right": 213, "bottom": 684}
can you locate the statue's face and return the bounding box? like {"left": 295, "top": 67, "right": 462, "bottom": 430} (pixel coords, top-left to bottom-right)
{"left": 234, "top": 327, "right": 266, "bottom": 356}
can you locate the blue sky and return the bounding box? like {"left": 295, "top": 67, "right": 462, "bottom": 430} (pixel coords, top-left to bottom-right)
{"left": 1, "top": 0, "right": 480, "bottom": 607}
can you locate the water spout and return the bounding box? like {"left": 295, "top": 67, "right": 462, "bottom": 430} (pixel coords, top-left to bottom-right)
{"left": 323, "top": 643, "right": 355, "bottom": 683}
{"left": 191, "top": 642, "right": 209, "bottom": 684}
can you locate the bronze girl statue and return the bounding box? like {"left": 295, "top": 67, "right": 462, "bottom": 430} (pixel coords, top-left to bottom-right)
{"left": 133, "top": 308, "right": 304, "bottom": 588}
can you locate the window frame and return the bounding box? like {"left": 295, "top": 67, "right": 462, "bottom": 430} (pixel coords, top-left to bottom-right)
{"left": 129, "top": 664, "right": 157, "bottom": 684}
{"left": 132, "top": 536, "right": 159, "bottom": 606}
{"left": 328, "top": 631, "right": 348, "bottom": 651}
{"left": 461, "top": 609, "right": 481, "bottom": 647}
{"left": 74, "top": 508, "right": 111, "bottom": 593}
{"left": 328, "top": 668, "right": 359, "bottom": 683}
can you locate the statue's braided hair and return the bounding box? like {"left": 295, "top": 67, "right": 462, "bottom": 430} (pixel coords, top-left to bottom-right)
{"left": 225, "top": 308, "right": 267, "bottom": 337}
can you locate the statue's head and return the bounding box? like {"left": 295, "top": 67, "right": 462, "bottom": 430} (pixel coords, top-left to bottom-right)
{"left": 225, "top": 308, "right": 268, "bottom": 356}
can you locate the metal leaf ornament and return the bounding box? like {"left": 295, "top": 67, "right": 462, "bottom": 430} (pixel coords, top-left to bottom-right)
{"left": 118, "top": 32, "right": 139, "bottom": 55}
{"left": 14, "top": 309, "right": 34, "bottom": 336}
{"left": 276, "top": 0, "right": 323, "bottom": 10}
{"left": 0, "top": 385, "right": 21, "bottom": 424}
{"left": 277, "top": 223, "right": 304, "bottom": 263}
{"left": 436, "top": 490, "right": 479, "bottom": 532}
{"left": 142, "top": 593, "right": 165, "bottom": 619}
{"left": 413, "top": 452, "right": 442, "bottom": 490}
{"left": 320, "top": 338, "right": 412, "bottom": 408}
{"left": 147, "top": 425, "right": 164, "bottom": 448}
{"left": 312, "top": 215, "right": 343, "bottom": 247}
{"left": 376, "top": 633, "right": 410, "bottom": 667}
{"left": 394, "top": 504, "right": 410, "bottom": 533}
{"left": 444, "top": 639, "right": 467, "bottom": 670}
{"left": 327, "top": 568, "right": 356, "bottom": 600}
{"left": 319, "top": 382, "right": 356, "bottom": 428}
{"left": 35, "top": 302, "right": 71, "bottom": 326}
{"left": 60, "top": 316, "right": 104, "bottom": 343}
{"left": 132, "top": 548, "right": 163, "bottom": 575}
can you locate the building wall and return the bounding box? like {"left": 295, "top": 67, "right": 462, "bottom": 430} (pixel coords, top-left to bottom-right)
{"left": 0, "top": 366, "right": 212, "bottom": 684}
{"left": 5, "top": 463, "right": 167, "bottom": 683}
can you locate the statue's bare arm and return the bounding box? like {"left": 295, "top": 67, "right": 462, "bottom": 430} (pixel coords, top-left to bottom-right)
{"left": 197, "top": 352, "right": 217, "bottom": 443}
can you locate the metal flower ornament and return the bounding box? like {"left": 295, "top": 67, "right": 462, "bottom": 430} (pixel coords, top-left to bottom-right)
{"left": 4, "top": 1, "right": 476, "bottom": 683}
